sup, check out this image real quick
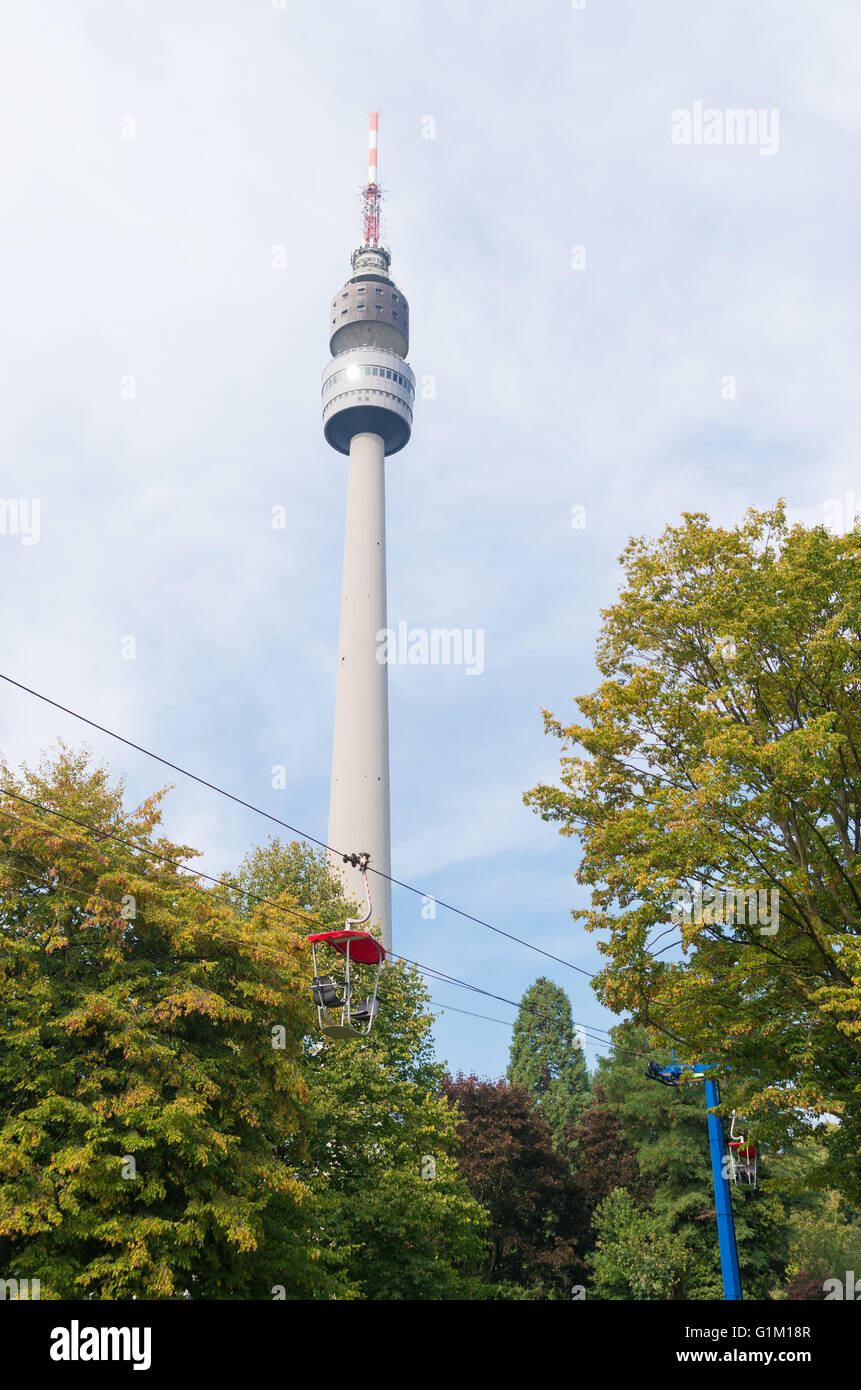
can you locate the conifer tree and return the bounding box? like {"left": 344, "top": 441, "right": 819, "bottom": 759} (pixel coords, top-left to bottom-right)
{"left": 507, "top": 976, "right": 591, "bottom": 1147}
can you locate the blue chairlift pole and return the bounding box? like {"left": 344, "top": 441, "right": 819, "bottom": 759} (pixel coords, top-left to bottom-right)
{"left": 704, "top": 1074, "right": 743, "bottom": 1300}
{"left": 644, "top": 1058, "right": 743, "bottom": 1300}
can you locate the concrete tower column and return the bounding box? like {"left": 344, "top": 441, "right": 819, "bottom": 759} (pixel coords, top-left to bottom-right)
{"left": 327, "top": 431, "right": 392, "bottom": 950}
{"left": 322, "top": 114, "right": 414, "bottom": 959}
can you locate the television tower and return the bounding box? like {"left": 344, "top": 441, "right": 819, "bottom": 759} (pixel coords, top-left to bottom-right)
{"left": 322, "top": 113, "right": 414, "bottom": 954}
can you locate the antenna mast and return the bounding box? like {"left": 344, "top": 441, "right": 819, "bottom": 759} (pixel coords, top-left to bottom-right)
{"left": 362, "top": 111, "right": 381, "bottom": 248}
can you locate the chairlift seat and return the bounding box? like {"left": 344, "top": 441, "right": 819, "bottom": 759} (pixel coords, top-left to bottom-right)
{"left": 311, "top": 975, "right": 343, "bottom": 1008}
{"left": 349, "top": 995, "right": 379, "bottom": 1024}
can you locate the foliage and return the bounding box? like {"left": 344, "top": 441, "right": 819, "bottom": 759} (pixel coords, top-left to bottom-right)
{"left": 300, "top": 967, "right": 490, "bottom": 1299}
{"left": 526, "top": 505, "right": 861, "bottom": 1199}
{"left": 768, "top": 1133, "right": 861, "bottom": 1292}
{"left": 589, "top": 1187, "right": 688, "bottom": 1300}
{"left": 442, "top": 1074, "right": 583, "bottom": 1298}
{"left": 507, "top": 977, "right": 591, "bottom": 1148}
{"left": 782, "top": 1271, "right": 827, "bottom": 1300}
{"left": 233, "top": 836, "right": 345, "bottom": 935}
{"left": 565, "top": 1082, "right": 653, "bottom": 1279}
{"left": 0, "top": 747, "right": 317, "bottom": 1299}
{"left": 6, "top": 746, "right": 851, "bottom": 1302}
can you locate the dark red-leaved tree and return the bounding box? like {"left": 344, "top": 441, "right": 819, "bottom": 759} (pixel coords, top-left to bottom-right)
{"left": 443, "top": 1074, "right": 584, "bottom": 1297}
{"left": 567, "top": 1084, "right": 654, "bottom": 1214}
{"left": 559, "top": 1082, "right": 656, "bottom": 1282}
{"left": 783, "top": 1271, "right": 827, "bottom": 1301}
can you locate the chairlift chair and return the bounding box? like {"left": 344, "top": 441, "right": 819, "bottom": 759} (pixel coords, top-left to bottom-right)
{"left": 308, "top": 853, "right": 385, "bottom": 1039}
{"left": 727, "top": 1110, "right": 757, "bottom": 1187}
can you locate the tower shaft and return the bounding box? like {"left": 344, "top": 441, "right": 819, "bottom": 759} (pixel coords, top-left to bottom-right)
{"left": 323, "top": 114, "right": 413, "bottom": 957}
{"left": 327, "top": 430, "right": 392, "bottom": 950}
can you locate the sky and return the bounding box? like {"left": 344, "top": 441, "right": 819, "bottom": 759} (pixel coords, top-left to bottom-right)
{"left": 1, "top": 0, "right": 860, "bottom": 1079}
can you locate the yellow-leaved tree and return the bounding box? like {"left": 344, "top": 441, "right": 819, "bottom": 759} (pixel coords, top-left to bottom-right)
{"left": 0, "top": 745, "right": 326, "bottom": 1298}
{"left": 526, "top": 505, "right": 861, "bottom": 1201}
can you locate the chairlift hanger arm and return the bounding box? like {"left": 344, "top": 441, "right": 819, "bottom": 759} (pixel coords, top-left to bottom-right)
{"left": 343, "top": 850, "right": 373, "bottom": 929}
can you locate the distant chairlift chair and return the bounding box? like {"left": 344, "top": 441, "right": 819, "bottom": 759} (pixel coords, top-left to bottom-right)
{"left": 727, "top": 1111, "right": 757, "bottom": 1187}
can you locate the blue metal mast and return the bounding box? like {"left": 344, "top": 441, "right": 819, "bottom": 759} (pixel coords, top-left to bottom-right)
{"left": 704, "top": 1074, "right": 743, "bottom": 1300}
{"left": 644, "top": 1059, "right": 743, "bottom": 1300}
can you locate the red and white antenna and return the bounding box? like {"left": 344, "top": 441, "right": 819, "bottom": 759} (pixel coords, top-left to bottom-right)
{"left": 362, "top": 111, "right": 381, "bottom": 247}
{"left": 367, "top": 111, "right": 378, "bottom": 186}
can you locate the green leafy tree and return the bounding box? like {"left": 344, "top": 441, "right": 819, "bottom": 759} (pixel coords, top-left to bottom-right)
{"left": 589, "top": 1187, "right": 688, "bottom": 1300}
{"left": 526, "top": 505, "right": 861, "bottom": 1199}
{"left": 507, "top": 977, "right": 591, "bottom": 1148}
{"left": 0, "top": 747, "right": 319, "bottom": 1299}
{"left": 769, "top": 1133, "right": 861, "bottom": 1294}
{"left": 233, "top": 836, "right": 345, "bottom": 933}
{"left": 300, "top": 966, "right": 489, "bottom": 1300}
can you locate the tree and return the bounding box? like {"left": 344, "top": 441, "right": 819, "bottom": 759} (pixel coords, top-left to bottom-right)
{"left": 507, "top": 977, "right": 591, "bottom": 1148}
{"left": 783, "top": 1271, "right": 828, "bottom": 1300}
{"left": 589, "top": 1187, "right": 687, "bottom": 1300}
{"left": 769, "top": 1133, "right": 861, "bottom": 1295}
{"left": 565, "top": 1081, "right": 653, "bottom": 1280}
{"left": 0, "top": 747, "right": 319, "bottom": 1299}
{"left": 442, "top": 1074, "right": 583, "bottom": 1298}
{"left": 233, "top": 835, "right": 345, "bottom": 934}
{"left": 526, "top": 505, "right": 861, "bottom": 1199}
{"left": 298, "top": 966, "right": 490, "bottom": 1301}
{"left": 234, "top": 838, "right": 490, "bottom": 1300}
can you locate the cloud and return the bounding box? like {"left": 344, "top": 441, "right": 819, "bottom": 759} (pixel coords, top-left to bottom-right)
{"left": 1, "top": 0, "right": 858, "bottom": 1071}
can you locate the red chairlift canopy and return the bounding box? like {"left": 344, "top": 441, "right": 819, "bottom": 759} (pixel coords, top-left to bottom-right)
{"left": 308, "top": 929, "right": 386, "bottom": 965}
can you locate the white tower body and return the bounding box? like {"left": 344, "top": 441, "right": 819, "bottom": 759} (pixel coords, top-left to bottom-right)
{"left": 323, "top": 117, "right": 414, "bottom": 954}
{"left": 328, "top": 431, "right": 391, "bottom": 946}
